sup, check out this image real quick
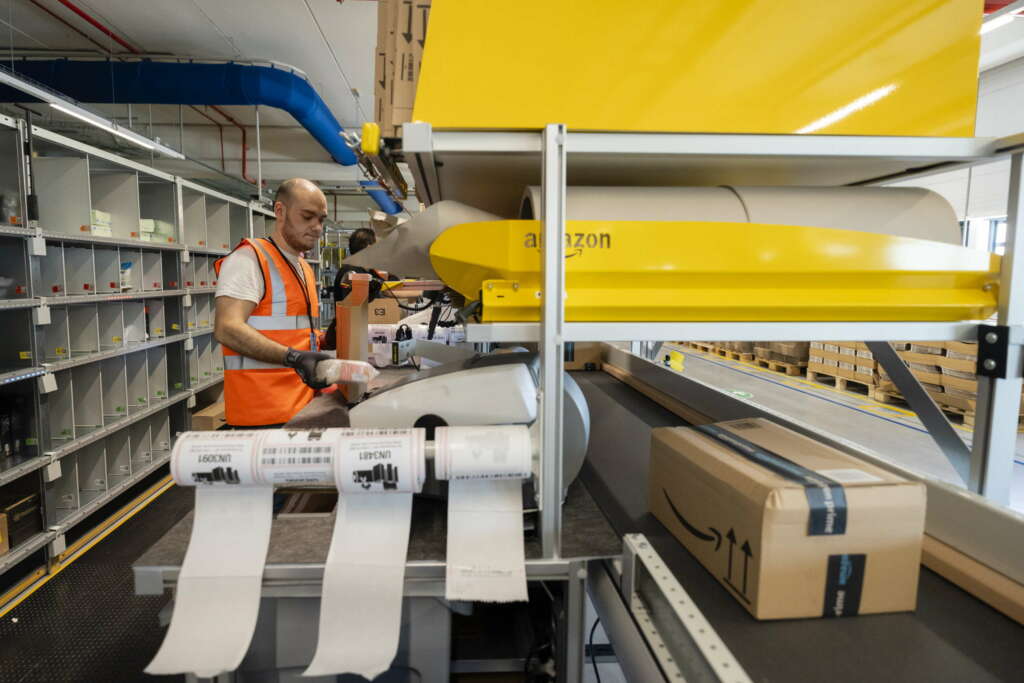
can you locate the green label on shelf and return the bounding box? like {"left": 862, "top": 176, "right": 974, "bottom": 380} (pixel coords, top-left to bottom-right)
{"left": 25, "top": 438, "right": 37, "bottom": 446}
{"left": 174, "top": 382, "right": 183, "bottom": 389}
{"left": 157, "top": 390, "right": 166, "bottom": 396}
{"left": 190, "top": 375, "right": 198, "bottom": 382}
{"left": 137, "top": 397, "right": 147, "bottom": 404}
{"left": 61, "top": 428, "right": 71, "bottom": 436}
{"left": 203, "top": 371, "right": 210, "bottom": 376}
{"left": 116, "top": 405, "right": 125, "bottom": 412}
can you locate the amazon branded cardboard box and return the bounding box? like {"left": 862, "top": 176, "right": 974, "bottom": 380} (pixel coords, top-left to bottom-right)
{"left": 649, "top": 418, "right": 925, "bottom": 620}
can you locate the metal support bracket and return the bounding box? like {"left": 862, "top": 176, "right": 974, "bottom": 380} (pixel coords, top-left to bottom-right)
{"left": 866, "top": 341, "right": 971, "bottom": 484}
{"left": 976, "top": 324, "right": 1010, "bottom": 378}
{"left": 620, "top": 534, "right": 752, "bottom": 683}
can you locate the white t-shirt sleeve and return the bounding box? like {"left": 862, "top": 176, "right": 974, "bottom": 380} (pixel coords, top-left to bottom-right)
{"left": 214, "top": 247, "right": 265, "bottom": 304}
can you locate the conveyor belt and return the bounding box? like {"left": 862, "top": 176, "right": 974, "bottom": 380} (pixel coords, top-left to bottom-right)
{"left": 574, "top": 371, "right": 1024, "bottom": 683}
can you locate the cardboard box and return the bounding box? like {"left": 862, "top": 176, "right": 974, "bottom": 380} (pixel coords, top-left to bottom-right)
{"left": 910, "top": 343, "right": 944, "bottom": 355}
{"left": 649, "top": 418, "right": 926, "bottom": 619}
{"left": 942, "top": 374, "right": 978, "bottom": 394}
{"left": 938, "top": 355, "right": 976, "bottom": 374}
{"left": 809, "top": 358, "right": 839, "bottom": 369}
{"left": 369, "top": 296, "right": 402, "bottom": 324}
{"left": 0, "top": 512, "right": 9, "bottom": 556}
{"left": 565, "top": 342, "right": 602, "bottom": 371}
{"left": 0, "top": 493, "right": 42, "bottom": 548}
{"left": 945, "top": 341, "right": 978, "bottom": 357}
{"left": 192, "top": 402, "right": 226, "bottom": 431}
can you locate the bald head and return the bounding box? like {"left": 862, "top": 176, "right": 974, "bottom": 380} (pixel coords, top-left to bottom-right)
{"left": 275, "top": 177, "right": 323, "bottom": 205}
{"left": 273, "top": 178, "right": 327, "bottom": 254}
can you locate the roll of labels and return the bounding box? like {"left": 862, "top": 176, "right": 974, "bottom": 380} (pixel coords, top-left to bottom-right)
{"left": 146, "top": 425, "right": 533, "bottom": 679}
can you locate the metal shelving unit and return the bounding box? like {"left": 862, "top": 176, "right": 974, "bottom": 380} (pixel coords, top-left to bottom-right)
{"left": 0, "top": 114, "right": 258, "bottom": 589}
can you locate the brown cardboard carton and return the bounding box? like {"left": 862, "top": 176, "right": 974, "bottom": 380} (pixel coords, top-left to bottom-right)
{"left": 649, "top": 418, "right": 925, "bottom": 620}
{"left": 369, "top": 296, "right": 402, "bottom": 324}
{"left": 193, "top": 402, "right": 226, "bottom": 431}
{"left": 0, "top": 512, "right": 8, "bottom": 556}
{"left": 945, "top": 341, "right": 978, "bottom": 357}
{"left": 937, "top": 355, "right": 976, "bottom": 374}
{"left": 564, "top": 342, "right": 602, "bottom": 371}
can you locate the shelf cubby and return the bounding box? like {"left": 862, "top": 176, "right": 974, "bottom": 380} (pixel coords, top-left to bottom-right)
{"left": 64, "top": 245, "right": 95, "bottom": 295}
{"left": 147, "top": 346, "right": 168, "bottom": 403}
{"left": 229, "top": 204, "right": 248, "bottom": 247}
{"left": 34, "top": 155, "right": 91, "bottom": 237}
{"left": 48, "top": 369, "right": 75, "bottom": 444}
{"left": 128, "top": 419, "right": 151, "bottom": 471}
{"left": 68, "top": 304, "right": 100, "bottom": 357}
{"left": 100, "top": 357, "right": 128, "bottom": 422}
{"left": 94, "top": 247, "right": 121, "bottom": 294}
{"left": 40, "top": 242, "right": 66, "bottom": 296}
{"left": 123, "top": 301, "right": 146, "bottom": 345}
{"left": 206, "top": 198, "right": 231, "bottom": 251}
{"left": 125, "top": 350, "right": 148, "bottom": 413}
{"left": 146, "top": 299, "right": 166, "bottom": 339}
{"left": 89, "top": 170, "right": 141, "bottom": 242}
{"left": 142, "top": 250, "right": 163, "bottom": 291}
{"left": 149, "top": 410, "right": 172, "bottom": 458}
{"left": 181, "top": 189, "right": 207, "bottom": 249}
{"left": 47, "top": 455, "right": 79, "bottom": 524}
{"left": 138, "top": 179, "right": 177, "bottom": 245}
{"left": 41, "top": 305, "right": 70, "bottom": 361}
{"left": 0, "top": 236, "right": 28, "bottom": 299}
{"left": 70, "top": 363, "right": 103, "bottom": 436}
{"left": 97, "top": 302, "right": 124, "bottom": 350}
{"left": 76, "top": 441, "right": 107, "bottom": 506}
{"left": 105, "top": 430, "right": 131, "bottom": 485}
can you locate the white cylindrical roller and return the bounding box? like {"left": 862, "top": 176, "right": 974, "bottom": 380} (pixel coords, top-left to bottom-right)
{"left": 731, "top": 186, "right": 960, "bottom": 245}
{"left": 521, "top": 185, "right": 960, "bottom": 244}
{"left": 434, "top": 425, "right": 532, "bottom": 481}
{"left": 170, "top": 430, "right": 268, "bottom": 486}
{"left": 334, "top": 428, "right": 427, "bottom": 494}
{"left": 520, "top": 185, "right": 747, "bottom": 222}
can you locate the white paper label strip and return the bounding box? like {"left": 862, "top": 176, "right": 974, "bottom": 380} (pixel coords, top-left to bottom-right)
{"left": 146, "top": 485, "right": 273, "bottom": 677}
{"left": 258, "top": 428, "right": 344, "bottom": 486}
{"left": 304, "top": 429, "right": 425, "bottom": 679}
{"left": 436, "top": 426, "right": 530, "bottom": 603}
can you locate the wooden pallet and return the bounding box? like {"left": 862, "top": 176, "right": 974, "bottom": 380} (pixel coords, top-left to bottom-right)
{"left": 687, "top": 342, "right": 716, "bottom": 354}
{"left": 714, "top": 347, "right": 755, "bottom": 363}
{"left": 754, "top": 356, "right": 806, "bottom": 376}
{"left": 807, "top": 369, "right": 874, "bottom": 396}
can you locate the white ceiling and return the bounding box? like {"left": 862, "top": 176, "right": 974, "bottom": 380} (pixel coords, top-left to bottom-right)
{"left": 0, "top": 0, "right": 382, "bottom": 193}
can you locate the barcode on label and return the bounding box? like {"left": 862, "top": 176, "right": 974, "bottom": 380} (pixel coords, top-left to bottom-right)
{"left": 262, "top": 456, "right": 331, "bottom": 466}
{"left": 264, "top": 446, "right": 333, "bottom": 455}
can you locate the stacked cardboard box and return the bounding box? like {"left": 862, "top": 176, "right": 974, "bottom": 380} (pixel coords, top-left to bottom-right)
{"left": 376, "top": 0, "right": 431, "bottom": 137}
{"left": 876, "top": 342, "right": 947, "bottom": 396}
{"left": 809, "top": 342, "right": 880, "bottom": 387}
{"left": 754, "top": 342, "right": 809, "bottom": 367}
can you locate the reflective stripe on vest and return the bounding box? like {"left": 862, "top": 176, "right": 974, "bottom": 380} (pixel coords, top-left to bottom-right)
{"left": 223, "top": 355, "right": 284, "bottom": 371}
{"left": 247, "top": 315, "right": 320, "bottom": 331}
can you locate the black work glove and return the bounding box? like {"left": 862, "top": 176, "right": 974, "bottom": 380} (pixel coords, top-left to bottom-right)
{"left": 283, "top": 348, "right": 334, "bottom": 390}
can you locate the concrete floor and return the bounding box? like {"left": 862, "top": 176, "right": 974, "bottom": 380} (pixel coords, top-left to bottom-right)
{"left": 666, "top": 346, "right": 1024, "bottom": 513}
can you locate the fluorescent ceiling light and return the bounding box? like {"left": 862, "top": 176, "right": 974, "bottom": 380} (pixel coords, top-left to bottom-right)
{"left": 980, "top": 12, "right": 1019, "bottom": 35}
{"left": 0, "top": 67, "right": 182, "bottom": 158}
{"left": 51, "top": 102, "right": 157, "bottom": 152}
{"left": 795, "top": 83, "right": 898, "bottom": 134}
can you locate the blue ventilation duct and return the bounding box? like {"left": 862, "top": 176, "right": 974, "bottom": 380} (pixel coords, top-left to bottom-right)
{"left": 0, "top": 60, "right": 405, "bottom": 213}
{"left": 359, "top": 180, "right": 403, "bottom": 215}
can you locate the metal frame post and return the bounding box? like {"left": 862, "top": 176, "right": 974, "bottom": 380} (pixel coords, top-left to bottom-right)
{"left": 539, "top": 124, "right": 567, "bottom": 559}
{"left": 969, "top": 152, "right": 1024, "bottom": 503}
{"left": 559, "top": 561, "right": 587, "bottom": 683}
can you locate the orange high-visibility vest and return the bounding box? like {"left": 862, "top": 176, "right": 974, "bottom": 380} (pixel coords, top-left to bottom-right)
{"left": 214, "top": 237, "right": 320, "bottom": 426}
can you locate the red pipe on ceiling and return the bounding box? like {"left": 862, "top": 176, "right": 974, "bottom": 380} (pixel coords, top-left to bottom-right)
{"left": 48, "top": 0, "right": 258, "bottom": 185}
{"left": 189, "top": 106, "right": 225, "bottom": 172}
{"left": 54, "top": 0, "right": 140, "bottom": 53}
{"left": 209, "top": 105, "right": 258, "bottom": 185}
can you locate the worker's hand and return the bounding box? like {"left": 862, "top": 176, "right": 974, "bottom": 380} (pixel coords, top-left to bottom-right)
{"left": 283, "top": 348, "right": 335, "bottom": 390}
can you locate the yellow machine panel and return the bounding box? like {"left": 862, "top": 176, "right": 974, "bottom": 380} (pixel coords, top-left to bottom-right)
{"left": 429, "top": 220, "right": 1000, "bottom": 323}
{"left": 414, "top": 0, "right": 980, "bottom": 136}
